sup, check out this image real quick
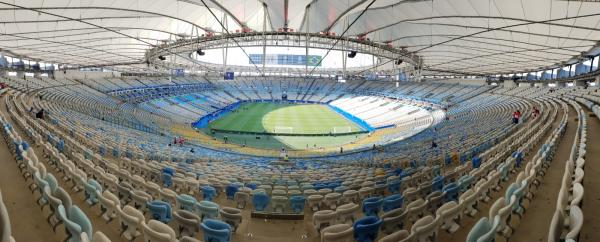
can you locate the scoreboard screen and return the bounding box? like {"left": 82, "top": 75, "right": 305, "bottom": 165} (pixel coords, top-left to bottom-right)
{"left": 249, "top": 54, "right": 322, "bottom": 66}
{"left": 171, "top": 69, "right": 185, "bottom": 77}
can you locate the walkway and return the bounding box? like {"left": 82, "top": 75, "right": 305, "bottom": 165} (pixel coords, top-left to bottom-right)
{"left": 579, "top": 106, "right": 600, "bottom": 242}
{"left": 438, "top": 102, "right": 568, "bottom": 242}
{"left": 0, "top": 93, "right": 63, "bottom": 242}
{"left": 0, "top": 94, "right": 124, "bottom": 241}
{"left": 511, "top": 105, "right": 577, "bottom": 241}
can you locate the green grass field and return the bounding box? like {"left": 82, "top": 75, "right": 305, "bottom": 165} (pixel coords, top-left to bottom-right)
{"left": 208, "top": 102, "right": 362, "bottom": 134}
{"left": 205, "top": 102, "right": 366, "bottom": 150}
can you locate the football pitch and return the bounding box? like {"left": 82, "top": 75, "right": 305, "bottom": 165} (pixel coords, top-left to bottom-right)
{"left": 205, "top": 102, "right": 367, "bottom": 150}
{"left": 208, "top": 102, "right": 362, "bottom": 134}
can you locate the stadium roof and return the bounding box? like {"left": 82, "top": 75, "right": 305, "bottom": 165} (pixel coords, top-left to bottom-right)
{"left": 1, "top": 0, "right": 600, "bottom": 75}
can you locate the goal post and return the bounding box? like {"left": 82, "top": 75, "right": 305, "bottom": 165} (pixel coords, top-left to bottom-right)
{"left": 274, "top": 126, "right": 294, "bottom": 134}
{"left": 333, "top": 126, "right": 352, "bottom": 134}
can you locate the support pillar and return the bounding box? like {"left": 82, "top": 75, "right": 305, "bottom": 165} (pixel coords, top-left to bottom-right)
{"left": 222, "top": 13, "right": 229, "bottom": 75}
{"left": 342, "top": 41, "right": 347, "bottom": 78}
{"left": 305, "top": 10, "right": 309, "bottom": 77}
{"left": 503, "top": 80, "right": 516, "bottom": 88}
{"left": 262, "top": 5, "right": 267, "bottom": 74}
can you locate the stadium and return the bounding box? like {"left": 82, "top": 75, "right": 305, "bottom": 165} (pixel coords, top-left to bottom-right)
{"left": 0, "top": 0, "right": 598, "bottom": 242}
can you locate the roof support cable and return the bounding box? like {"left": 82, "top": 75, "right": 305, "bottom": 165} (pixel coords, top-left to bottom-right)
{"left": 430, "top": 0, "right": 434, "bottom": 47}
{"left": 198, "top": 0, "right": 268, "bottom": 82}
{"left": 487, "top": 0, "right": 491, "bottom": 31}
{"left": 357, "top": 11, "right": 600, "bottom": 76}
{"left": 0, "top": 1, "right": 216, "bottom": 71}
{"left": 306, "top": 0, "right": 377, "bottom": 78}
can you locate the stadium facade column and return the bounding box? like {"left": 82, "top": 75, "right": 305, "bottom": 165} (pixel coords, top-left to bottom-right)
{"left": 342, "top": 46, "right": 347, "bottom": 78}
{"left": 222, "top": 11, "right": 229, "bottom": 73}
{"left": 262, "top": 5, "right": 267, "bottom": 74}
{"left": 503, "top": 80, "right": 516, "bottom": 88}
{"left": 304, "top": 9, "right": 310, "bottom": 76}
{"left": 341, "top": 18, "right": 348, "bottom": 79}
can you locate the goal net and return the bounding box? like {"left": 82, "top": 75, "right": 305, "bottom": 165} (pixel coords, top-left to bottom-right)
{"left": 333, "top": 126, "right": 352, "bottom": 134}
{"left": 274, "top": 126, "right": 294, "bottom": 134}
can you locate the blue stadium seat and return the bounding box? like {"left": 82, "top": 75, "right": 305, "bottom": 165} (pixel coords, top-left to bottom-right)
{"left": 201, "top": 186, "right": 217, "bottom": 201}
{"left": 458, "top": 175, "right": 473, "bottom": 193}
{"left": 147, "top": 200, "right": 172, "bottom": 223}
{"left": 382, "top": 194, "right": 403, "bottom": 212}
{"left": 466, "top": 217, "right": 492, "bottom": 242}
{"left": 471, "top": 156, "right": 482, "bottom": 168}
{"left": 225, "top": 184, "right": 240, "bottom": 200}
{"left": 196, "top": 200, "right": 219, "bottom": 221}
{"left": 176, "top": 194, "right": 197, "bottom": 211}
{"left": 201, "top": 219, "right": 232, "bottom": 242}
{"left": 353, "top": 216, "right": 382, "bottom": 242}
{"left": 58, "top": 205, "right": 93, "bottom": 242}
{"left": 161, "top": 173, "right": 172, "bottom": 188}
{"left": 431, "top": 176, "right": 444, "bottom": 192}
{"left": 83, "top": 179, "right": 102, "bottom": 205}
{"left": 252, "top": 193, "right": 269, "bottom": 211}
{"left": 362, "top": 197, "right": 383, "bottom": 217}
{"left": 442, "top": 182, "right": 459, "bottom": 202}
{"left": 387, "top": 180, "right": 401, "bottom": 194}
{"left": 289, "top": 195, "right": 306, "bottom": 214}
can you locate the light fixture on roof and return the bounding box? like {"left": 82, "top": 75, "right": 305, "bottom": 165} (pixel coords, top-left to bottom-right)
{"left": 347, "top": 51, "right": 357, "bottom": 58}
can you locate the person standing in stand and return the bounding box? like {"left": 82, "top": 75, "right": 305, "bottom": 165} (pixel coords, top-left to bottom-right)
{"left": 532, "top": 107, "right": 540, "bottom": 119}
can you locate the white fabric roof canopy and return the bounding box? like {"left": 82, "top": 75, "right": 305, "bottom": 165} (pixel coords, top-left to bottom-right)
{"left": 1, "top": 0, "right": 599, "bottom": 75}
